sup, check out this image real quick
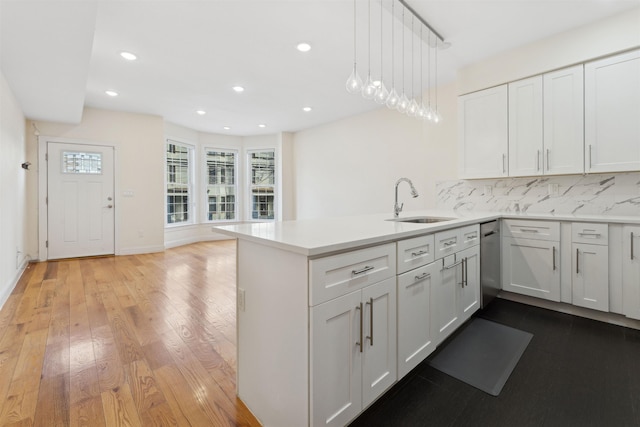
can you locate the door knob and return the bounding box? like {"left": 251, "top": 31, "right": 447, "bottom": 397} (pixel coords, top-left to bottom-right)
{"left": 106, "top": 204, "right": 113, "bottom": 209}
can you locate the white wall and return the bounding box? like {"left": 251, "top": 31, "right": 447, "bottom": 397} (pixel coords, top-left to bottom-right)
{"left": 27, "top": 107, "right": 165, "bottom": 257}
{"left": 0, "top": 71, "right": 28, "bottom": 309}
{"left": 292, "top": 82, "right": 458, "bottom": 220}
{"left": 458, "top": 8, "right": 640, "bottom": 94}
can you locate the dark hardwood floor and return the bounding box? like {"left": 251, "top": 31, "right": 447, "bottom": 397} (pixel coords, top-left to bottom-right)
{"left": 351, "top": 298, "right": 640, "bottom": 427}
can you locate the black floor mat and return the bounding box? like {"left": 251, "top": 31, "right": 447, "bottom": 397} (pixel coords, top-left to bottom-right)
{"left": 428, "top": 317, "right": 533, "bottom": 396}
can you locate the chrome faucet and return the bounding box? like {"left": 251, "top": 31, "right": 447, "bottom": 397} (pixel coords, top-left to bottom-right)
{"left": 394, "top": 178, "right": 419, "bottom": 218}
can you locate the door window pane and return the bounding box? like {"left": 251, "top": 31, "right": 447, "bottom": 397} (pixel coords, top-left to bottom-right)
{"left": 62, "top": 151, "right": 102, "bottom": 174}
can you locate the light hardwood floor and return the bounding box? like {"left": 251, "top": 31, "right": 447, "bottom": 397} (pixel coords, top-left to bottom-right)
{"left": 0, "top": 240, "right": 260, "bottom": 427}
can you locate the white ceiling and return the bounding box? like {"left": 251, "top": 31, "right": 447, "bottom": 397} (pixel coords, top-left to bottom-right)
{"left": 1, "top": 0, "right": 639, "bottom": 136}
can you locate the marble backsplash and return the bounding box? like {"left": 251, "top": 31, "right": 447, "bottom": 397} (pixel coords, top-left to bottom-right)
{"left": 436, "top": 172, "right": 640, "bottom": 216}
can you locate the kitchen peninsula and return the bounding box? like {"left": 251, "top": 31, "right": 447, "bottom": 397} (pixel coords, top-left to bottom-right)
{"left": 215, "top": 210, "right": 640, "bottom": 427}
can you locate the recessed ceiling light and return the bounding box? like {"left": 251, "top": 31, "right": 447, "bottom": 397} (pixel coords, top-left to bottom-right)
{"left": 120, "top": 51, "right": 137, "bottom": 61}
{"left": 105, "top": 90, "right": 118, "bottom": 97}
{"left": 296, "top": 43, "right": 311, "bottom": 52}
{"left": 258, "top": 124, "right": 267, "bottom": 128}
{"left": 223, "top": 126, "right": 231, "bottom": 130}
{"left": 302, "top": 106, "right": 312, "bottom": 112}
{"left": 232, "top": 86, "right": 245, "bottom": 93}
{"left": 196, "top": 110, "right": 206, "bottom": 115}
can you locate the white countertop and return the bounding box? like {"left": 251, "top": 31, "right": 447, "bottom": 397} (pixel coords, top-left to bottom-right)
{"left": 214, "top": 210, "right": 640, "bottom": 257}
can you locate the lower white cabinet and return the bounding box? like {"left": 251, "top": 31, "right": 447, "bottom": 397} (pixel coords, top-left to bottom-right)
{"left": 432, "top": 245, "right": 480, "bottom": 346}
{"left": 311, "top": 277, "right": 396, "bottom": 427}
{"left": 571, "top": 223, "right": 609, "bottom": 312}
{"left": 623, "top": 226, "right": 640, "bottom": 320}
{"left": 397, "top": 261, "right": 438, "bottom": 379}
{"left": 502, "top": 236, "right": 560, "bottom": 301}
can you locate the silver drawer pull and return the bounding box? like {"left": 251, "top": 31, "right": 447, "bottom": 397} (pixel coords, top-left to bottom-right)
{"left": 631, "top": 232, "right": 635, "bottom": 260}
{"left": 352, "top": 265, "right": 375, "bottom": 276}
{"left": 443, "top": 241, "right": 455, "bottom": 247}
{"left": 578, "top": 232, "right": 601, "bottom": 237}
{"left": 411, "top": 250, "right": 427, "bottom": 257}
{"left": 414, "top": 272, "right": 430, "bottom": 281}
{"left": 520, "top": 228, "right": 539, "bottom": 233}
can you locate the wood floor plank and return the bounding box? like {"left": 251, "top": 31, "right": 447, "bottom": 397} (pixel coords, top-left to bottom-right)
{"left": 0, "top": 241, "right": 261, "bottom": 427}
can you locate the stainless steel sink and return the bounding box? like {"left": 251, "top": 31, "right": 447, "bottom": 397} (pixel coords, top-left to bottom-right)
{"left": 387, "top": 216, "right": 456, "bottom": 224}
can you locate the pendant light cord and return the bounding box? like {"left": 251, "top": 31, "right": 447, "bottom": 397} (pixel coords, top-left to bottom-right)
{"left": 353, "top": 0, "right": 357, "bottom": 69}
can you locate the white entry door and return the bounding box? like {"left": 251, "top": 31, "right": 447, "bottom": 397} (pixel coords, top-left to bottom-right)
{"left": 47, "top": 142, "right": 115, "bottom": 259}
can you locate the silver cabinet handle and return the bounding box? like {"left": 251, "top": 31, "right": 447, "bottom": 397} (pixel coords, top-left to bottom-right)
{"left": 443, "top": 241, "right": 455, "bottom": 247}
{"left": 578, "top": 232, "right": 601, "bottom": 237}
{"left": 552, "top": 246, "right": 556, "bottom": 271}
{"left": 356, "top": 303, "right": 363, "bottom": 353}
{"left": 443, "top": 260, "right": 464, "bottom": 270}
{"left": 502, "top": 154, "right": 506, "bottom": 174}
{"left": 536, "top": 150, "right": 540, "bottom": 171}
{"left": 520, "top": 228, "right": 539, "bottom": 233}
{"left": 576, "top": 248, "right": 580, "bottom": 274}
{"left": 632, "top": 232, "right": 635, "bottom": 260}
{"left": 352, "top": 265, "right": 374, "bottom": 276}
{"left": 463, "top": 257, "right": 467, "bottom": 288}
{"left": 411, "top": 250, "right": 427, "bottom": 257}
{"left": 588, "top": 145, "right": 593, "bottom": 170}
{"left": 546, "top": 149, "right": 550, "bottom": 171}
{"left": 366, "top": 298, "right": 373, "bottom": 346}
{"left": 415, "top": 272, "right": 430, "bottom": 281}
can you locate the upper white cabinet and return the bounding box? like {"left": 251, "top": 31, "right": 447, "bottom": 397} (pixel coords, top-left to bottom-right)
{"left": 585, "top": 49, "right": 640, "bottom": 173}
{"left": 458, "top": 85, "right": 509, "bottom": 179}
{"left": 508, "top": 66, "right": 584, "bottom": 177}
{"left": 508, "top": 76, "right": 543, "bottom": 176}
{"left": 543, "top": 65, "right": 585, "bottom": 175}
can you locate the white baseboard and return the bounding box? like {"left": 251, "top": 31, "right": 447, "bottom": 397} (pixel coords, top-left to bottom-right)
{"left": 116, "top": 244, "right": 166, "bottom": 256}
{"left": 0, "top": 258, "right": 30, "bottom": 312}
{"left": 164, "top": 232, "right": 231, "bottom": 250}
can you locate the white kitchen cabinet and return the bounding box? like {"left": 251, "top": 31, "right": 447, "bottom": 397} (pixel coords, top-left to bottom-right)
{"left": 622, "top": 225, "right": 640, "bottom": 320}
{"left": 585, "top": 49, "right": 640, "bottom": 173}
{"left": 543, "top": 65, "right": 584, "bottom": 175}
{"left": 397, "top": 261, "right": 438, "bottom": 379}
{"left": 502, "top": 219, "right": 561, "bottom": 302}
{"left": 571, "top": 223, "right": 609, "bottom": 312}
{"left": 432, "top": 233, "right": 480, "bottom": 346}
{"left": 311, "top": 277, "right": 396, "bottom": 427}
{"left": 508, "top": 66, "right": 584, "bottom": 177}
{"left": 458, "top": 85, "right": 509, "bottom": 179}
{"left": 508, "top": 76, "right": 543, "bottom": 177}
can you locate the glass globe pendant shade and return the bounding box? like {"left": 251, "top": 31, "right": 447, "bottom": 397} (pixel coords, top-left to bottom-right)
{"left": 346, "top": 66, "right": 363, "bottom": 94}
{"left": 407, "top": 99, "right": 419, "bottom": 117}
{"left": 386, "top": 88, "right": 400, "bottom": 109}
{"left": 362, "top": 75, "right": 377, "bottom": 99}
{"left": 397, "top": 93, "right": 409, "bottom": 114}
{"left": 374, "top": 82, "right": 389, "bottom": 104}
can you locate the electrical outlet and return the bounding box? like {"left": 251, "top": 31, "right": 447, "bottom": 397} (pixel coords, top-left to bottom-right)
{"left": 484, "top": 185, "right": 493, "bottom": 196}
{"left": 548, "top": 183, "right": 559, "bottom": 196}
{"left": 238, "top": 288, "right": 246, "bottom": 312}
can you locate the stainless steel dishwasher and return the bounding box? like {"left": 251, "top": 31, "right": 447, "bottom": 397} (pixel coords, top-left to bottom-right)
{"left": 480, "top": 220, "right": 501, "bottom": 308}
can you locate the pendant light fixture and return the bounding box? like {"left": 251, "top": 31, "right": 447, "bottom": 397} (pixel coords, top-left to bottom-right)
{"left": 346, "top": 0, "right": 363, "bottom": 94}
{"left": 385, "top": 0, "right": 399, "bottom": 109}
{"left": 374, "top": 0, "right": 389, "bottom": 104}
{"left": 362, "top": 0, "right": 377, "bottom": 99}
{"left": 348, "top": 0, "right": 447, "bottom": 123}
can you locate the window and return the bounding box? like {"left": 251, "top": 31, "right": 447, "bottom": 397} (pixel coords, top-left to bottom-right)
{"left": 62, "top": 151, "right": 102, "bottom": 174}
{"left": 205, "top": 149, "right": 237, "bottom": 221}
{"left": 166, "top": 140, "right": 194, "bottom": 225}
{"left": 248, "top": 149, "right": 276, "bottom": 220}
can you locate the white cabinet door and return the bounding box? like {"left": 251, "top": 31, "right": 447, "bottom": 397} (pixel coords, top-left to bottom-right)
{"left": 361, "top": 278, "right": 396, "bottom": 407}
{"left": 458, "top": 85, "right": 509, "bottom": 179}
{"left": 572, "top": 243, "right": 609, "bottom": 312}
{"left": 311, "top": 290, "right": 362, "bottom": 427}
{"left": 508, "top": 76, "right": 543, "bottom": 177}
{"left": 585, "top": 49, "right": 640, "bottom": 173}
{"left": 544, "top": 65, "right": 584, "bottom": 175}
{"left": 458, "top": 246, "right": 480, "bottom": 324}
{"left": 432, "top": 257, "right": 462, "bottom": 345}
{"left": 502, "top": 236, "right": 560, "bottom": 302}
{"left": 623, "top": 226, "right": 640, "bottom": 320}
{"left": 397, "top": 262, "right": 438, "bottom": 379}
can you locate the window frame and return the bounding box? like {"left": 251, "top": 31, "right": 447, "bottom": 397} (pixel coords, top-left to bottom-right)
{"left": 246, "top": 148, "right": 277, "bottom": 222}
{"left": 165, "top": 139, "right": 195, "bottom": 227}
{"left": 203, "top": 147, "right": 239, "bottom": 223}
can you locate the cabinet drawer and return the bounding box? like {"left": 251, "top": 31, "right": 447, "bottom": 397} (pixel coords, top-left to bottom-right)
{"left": 502, "top": 219, "right": 560, "bottom": 241}
{"left": 435, "top": 224, "right": 480, "bottom": 259}
{"left": 572, "top": 222, "right": 608, "bottom": 245}
{"left": 397, "top": 234, "right": 435, "bottom": 274}
{"left": 310, "top": 243, "right": 396, "bottom": 306}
